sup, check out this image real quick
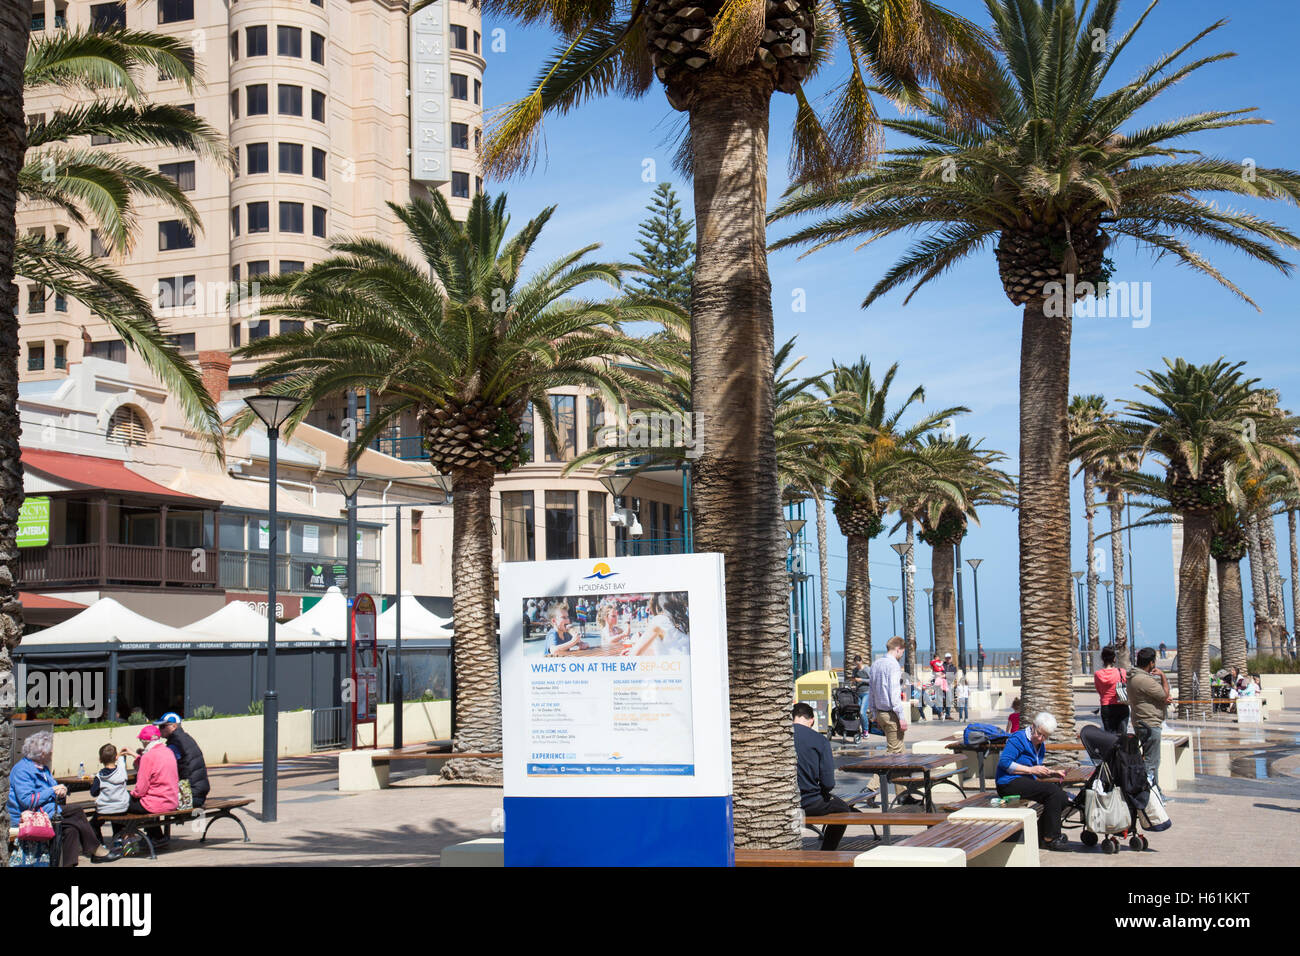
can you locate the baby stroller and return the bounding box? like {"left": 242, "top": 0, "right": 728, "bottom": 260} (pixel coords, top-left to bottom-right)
{"left": 831, "top": 686, "right": 864, "bottom": 743}
{"left": 1065, "top": 725, "right": 1158, "bottom": 853}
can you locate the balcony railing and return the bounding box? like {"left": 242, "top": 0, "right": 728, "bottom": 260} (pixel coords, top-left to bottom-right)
{"left": 18, "top": 544, "right": 218, "bottom": 588}
{"left": 218, "top": 551, "right": 381, "bottom": 594}
{"left": 373, "top": 435, "right": 428, "bottom": 461}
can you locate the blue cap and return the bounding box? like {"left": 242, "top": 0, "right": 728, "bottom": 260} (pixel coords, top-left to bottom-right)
{"left": 156, "top": 712, "right": 182, "bottom": 725}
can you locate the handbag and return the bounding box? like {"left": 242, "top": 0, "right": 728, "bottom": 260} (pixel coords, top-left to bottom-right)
{"left": 18, "top": 795, "right": 56, "bottom": 842}
{"left": 1139, "top": 785, "right": 1172, "bottom": 832}
{"left": 1115, "top": 670, "right": 1129, "bottom": 704}
{"left": 1084, "top": 771, "right": 1131, "bottom": 835}
{"left": 178, "top": 779, "right": 193, "bottom": 812}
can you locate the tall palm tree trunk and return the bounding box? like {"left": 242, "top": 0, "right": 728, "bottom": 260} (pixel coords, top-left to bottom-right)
{"left": 688, "top": 72, "right": 796, "bottom": 848}
{"left": 1017, "top": 302, "right": 1075, "bottom": 737}
{"left": 0, "top": 2, "right": 28, "bottom": 869}
{"left": 1262, "top": 517, "right": 1289, "bottom": 654}
{"left": 843, "top": 533, "right": 869, "bottom": 666}
{"left": 440, "top": 468, "right": 503, "bottom": 782}
{"left": 1084, "top": 467, "right": 1100, "bottom": 655}
{"left": 1176, "top": 512, "right": 1213, "bottom": 718}
{"left": 1290, "top": 510, "right": 1299, "bottom": 658}
{"left": 1108, "top": 492, "right": 1128, "bottom": 666}
{"left": 904, "top": 520, "right": 917, "bottom": 677}
{"left": 1217, "top": 557, "right": 1249, "bottom": 671}
{"left": 814, "top": 494, "right": 832, "bottom": 671}
{"left": 1246, "top": 516, "right": 1272, "bottom": 657}
{"left": 931, "top": 542, "right": 956, "bottom": 660}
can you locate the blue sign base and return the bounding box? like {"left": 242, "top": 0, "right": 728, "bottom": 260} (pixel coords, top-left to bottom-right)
{"left": 503, "top": 796, "right": 734, "bottom": 867}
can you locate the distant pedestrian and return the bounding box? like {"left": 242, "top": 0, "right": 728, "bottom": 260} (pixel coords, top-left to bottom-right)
{"left": 869, "top": 637, "right": 908, "bottom": 754}
{"left": 849, "top": 655, "right": 869, "bottom": 713}
{"left": 1093, "top": 646, "right": 1130, "bottom": 734}
{"left": 1128, "top": 648, "right": 1172, "bottom": 787}
{"left": 956, "top": 678, "right": 970, "bottom": 721}
{"left": 942, "top": 653, "right": 957, "bottom": 719}
{"left": 1006, "top": 697, "right": 1022, "bottom": 734}
{"left": 1159, "top": 641, "right": 1167, "bottom": 660}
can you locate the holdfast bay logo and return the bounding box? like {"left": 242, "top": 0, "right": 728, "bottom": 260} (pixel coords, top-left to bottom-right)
{"left": 585, "top": 562, "right": 617, "bottom": 579}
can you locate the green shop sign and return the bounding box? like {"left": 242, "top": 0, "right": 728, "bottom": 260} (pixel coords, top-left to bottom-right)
{"left": 18, "top": 496, "right": 50, "bottom": 548}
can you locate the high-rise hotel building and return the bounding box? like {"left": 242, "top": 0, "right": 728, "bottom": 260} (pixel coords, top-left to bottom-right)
{"left": 18, "top": 0, "right": 486, "bottom": 383}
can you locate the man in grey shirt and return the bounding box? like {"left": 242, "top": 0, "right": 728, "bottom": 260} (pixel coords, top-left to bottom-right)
{"left": 868, "top": 636, "right": 908, "bottom": 754}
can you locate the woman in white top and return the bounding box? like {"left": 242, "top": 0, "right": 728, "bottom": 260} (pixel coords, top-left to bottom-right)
{"left": 625, "top": 593, "right": 690, "bottom": 656}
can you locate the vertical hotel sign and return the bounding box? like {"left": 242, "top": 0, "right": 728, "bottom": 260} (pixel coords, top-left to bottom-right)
{"left": 409, "top": 1, "right": 450, "bottom": 186}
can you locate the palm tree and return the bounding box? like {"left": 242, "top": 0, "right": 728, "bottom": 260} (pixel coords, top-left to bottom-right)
{"left": 236, "top": 193, "right": 679, "bottom": 781}
{"left": 1069, "top": 394, "right": 1109, "bottom": 659}
{"left": 0, "top": 0, "right": 27, "bottom": 869}
{"left": 473, "top": 0, "right": 992, "bottom": 847}
{"left": 18, "top": 27, "right": 228, "bottom": 435}
{"left": 821, "top": 359, "right": 962, "bottom": 667}
{"left": 771, "top": 1, "right": 1300, "bottom": 728}
{"left": 1118, "top": 359, "right": 1300, "bottom": 717}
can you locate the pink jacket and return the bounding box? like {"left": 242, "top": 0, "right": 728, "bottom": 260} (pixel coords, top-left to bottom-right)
{"left": 131, "top": 740, "right": 180, "bottom": 813}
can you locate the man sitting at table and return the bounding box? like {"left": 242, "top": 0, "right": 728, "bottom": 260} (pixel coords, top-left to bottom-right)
{"left": 544, "top": 601, "right": 588, "bottom": 655}
{"left": 995, "top": 711, "right": 1070, "bottom": 851}
{"left": 793, "top": 703, "right": 860, "bottom": 850}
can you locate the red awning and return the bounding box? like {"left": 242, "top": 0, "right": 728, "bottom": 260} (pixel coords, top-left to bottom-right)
{"left": 19, "top": 592, "right": 87, "bottom": 611}
{"left": 21, "top": 448, "right": 218, "bottom": 505}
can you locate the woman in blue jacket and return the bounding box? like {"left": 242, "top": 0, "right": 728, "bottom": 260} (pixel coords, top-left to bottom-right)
{"left": 995, "top": 711, "right": 1070, "bottom": 851}
{"left": 8, "top": 731, "right": 120, "bottom": 865}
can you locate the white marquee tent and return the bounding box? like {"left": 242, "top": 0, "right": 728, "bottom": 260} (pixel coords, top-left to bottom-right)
{"left": 379, "top": 590, "right": 453, "bottom": 639}
{"left": 20, "top": 597, "right": 192, "bottom": 647}
{"left": 183, "top": 601, "right": 314, "bottom": 642}
{"left": 289, "top": 586, "right": 349, "bottom": 641}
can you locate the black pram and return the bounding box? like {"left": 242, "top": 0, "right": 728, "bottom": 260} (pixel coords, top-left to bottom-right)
{"left": 830, "top": 686, "right": 864, "bottom": 743}
{"left": 1064, "top": 724, "right": 1167, "bottom": 853}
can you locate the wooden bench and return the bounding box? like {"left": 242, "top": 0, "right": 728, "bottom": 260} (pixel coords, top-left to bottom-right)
{"left": 735, "top": 848, "right": 862, "bottom": 867}
{"left": 939, "top": 792, "right": 1045, "bottom": 817}
{"left": 803, "top": 810, "right": 950, "bottom": 849}
{"left": 93, "top": 797, "right": 253, "bottom": 860}
{"left": 900, "top": 817, "right": 1025, "bottom": 864}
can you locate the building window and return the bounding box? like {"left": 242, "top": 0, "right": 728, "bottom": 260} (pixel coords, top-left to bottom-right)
{"left": 179, "top": 103, "right": 194, "bottom": 113}
{"left": 107, "top": 405, "right": 149, "bottom": 444}
{"left": 475, "top": 176, "right": 483, "bottom": 195}
{"left": 311, "top": 89, "right": 325, "bottom": 122}
{"left": 159, "top": 160, "right": 195, "bottom": 191}
{"left": 278, "top": 84, "right": 303, "bottom": 116}
{"left": 545, "top": 491, "right": 578, "bottom": 560}
{"left": 279, "top": 142, "right": 303, "bottom": 174}
{"left": 311, "top": 0, "right": 323, "bottom": 6}
{"left": 278, "top": 319, "right": 304, "bottom": 334}
{"left": 451, "top": 122, "right": 468, "bottom": 149}
{"left": 231, "top": 206, "right": 240, "bottom": 237}
{"left": 279, "top": 260, "right": 304, "bottom": 274}
{"left": 91, "top": 133, "right": 118, "bottom": 146}
{"left": 27, "top": 344, "right": 45, "bottom": 371}
{"left": 229, "top": 31, "right": 238, "bottom": 60}
{"left": 248, "top": 319, "right": 270, "bottom": 341}
{"left": 474, "top": 78, "right": 481, "bottom": 105}
{"left": 247, "top": 142, "right": 269, "bottom": 173}
{"left": 310, "top": 31, "right": 324, "bottom": 63}
{"left": 247, "top": 84, "right": 269, "bottom": 115}
{"left": 450, "top": 24, "right": 467, "bottom": 49}
{"left": 545, "top": 394, "right": 576, "bottom": 461}
{"left": 158, "top": 47, "right": 195, "bottom": 82}
{"left": 519, "top": 401, "right": 534, "bottom": 463}
{"left": 277, "top": 25, "right": 302, "bottom": 57}
{"left": 312, "top": 205, "right": 327, "bottom": 237}
{"left": 473, "top": 30, "right": 480, "bottom": 54}
{"left": 311, "top": 147, "right": 326, "bottom": 180}
{"left": 88, "top": 339, "right": 127, "bottom": 362}
{"left": 27, "top": 286, "right": 46, "bottom": 314}
{"left": 158, "top": 0, "right": 193, "bottom": 23}
{"left": 586, "top": 396, "right": 605, "bottom": 451}
{"left": 90, "top": 229, "right": 109, "bottom": 258}
{"left": 451, "top": 171, "right": 470, "bottom": 198}
{"left": 587, "top": 493, "right": 607, "bottom": 558}
{"left": 230, "top": 90, "right": 239, "bottom": 119}
{"left": 90, "top": 2, "right": 126, "bottom": 30}
{"left": 246, "top": 25, "right": 267, "bottom": 56}
{"left": 411, "top": 510, "right": 423, "bottom": 564}
{"left": 230, "top": 323, "right": 241, "bottom": 347}
{"left": 158, "top": 219, "right": 194, "bottom": 251}
{"left": 501, "top": 491, "right": 535, "bottom": 562}
{"left": 279, "top": 202, "right": 304, "bottom": 233}
{"left": 248, "top": 260, "right": 270, "bottom": 278}
{"left": 155, "top": 275, "right": 196, "bottom": 308}
{"left": 54, "top": 342, "right": 67, "bottom": 370}
{"left": 450, "top": 73, "right": 468, "bottom": 100}
{"left": 247, "top": 202, "right": 270, "bottom": 233}
{"left": 166, "top": 332, "right": 196, "bottom": 352}
{"left": 54, "top": 291, "right": 67, "bottom": 312}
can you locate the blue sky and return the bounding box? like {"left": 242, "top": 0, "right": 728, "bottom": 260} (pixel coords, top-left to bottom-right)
{"left": 476, "top": 0, "right": 1300, "bottom": 656}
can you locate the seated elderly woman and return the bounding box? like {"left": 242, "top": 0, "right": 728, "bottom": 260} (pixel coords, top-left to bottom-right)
{"left": 995, "top": 711, "right": 1070, "bottom": 851}
{"left": 7, "top": 730, "right": 120, "bottom": 865}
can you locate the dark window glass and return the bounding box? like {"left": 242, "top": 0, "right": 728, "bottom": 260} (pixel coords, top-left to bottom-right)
{"left": 229, "top": 31, "right": 238, "bottom": 60}
{"left": 87, "top": 340, "right": 127, "bottom": 362}
{"left": 246, "top": 25, "right": 267, "bottom": 56}
{"left": 311, "top": 147, "right": 326, "bottom": 179}
{"left": 450, "top": 24, "right": 467, "bottom": 49}
{"left": 473, "top": 78, "right": 481, "bottom": 105}
{"left": 247, "top": 201, "right": 270, "bottom": 233}
{"left": 54, "top": 343, "right": 67, "bottom": 370}
{"left": 248, "top": 260, "right": 270, "bottom": 277}
{"left": 545, "top": 491, "right": 578, "bottom": 560}
{"left": 247, "top": 142, "right": 269, "bottom": 173}
{"left": 248, "top": 319, "right": 270, "bottom": 340}
{"left": 310, "top": 32, "right": 324, "bottom": 63}
{"left": 587, "top": 493, "right": 607, "bottom": 559}
{"left": 501, "top": 491, "right": 535, "bottom": 562}
{"left": 475, "top": 175, "right": 483, "bottom": 195}
{"left": 451, "top": 171, "right": 470, "bottom": 198}
{"left": 158, "top": 220, "right": 195, "bottom": 251}
{"left": 90, "top": 230, "right": 109, "bottom": 258}
{"left": 247, "top": 84, "right": 268, "bottom": 115}
{"left": 90, "top": 3, "right": 125, "bottom": 31}
{"left": 279, "top": 319, "right": 305, "bottom": 334}
{"left": 230, "top": 90, "right": 239, "bottom": 119}
{"left": 586, "top": 396, "right": 604, "bottom": 450}
{"left": 158, "top": 0, "right": 193, "bottom": 24}
{"left": 230, "top": 323, "right": 241, "bottom": 347}
{"left": 91, "top": 133, "right": 118, "bottom": 146}
{"left": 277, "top": 84, "right": 302, "bottom": 115}
{"left": 279, "top": 202, "right": 304, "bottom": 233}
{"left": 166, "top": 332, "right": 196, "bottom": 351}
{"left": 473, "top": 30, "right": 480, "bottom": 54}
{"left": 519, "top": 402, "right": 534, "bottom": 463}
{"left": 451, "top": 122, "right": 468, "bottom": 149}
{"left": 450, "top": 73, "right": 468, "bottom": 100}
{"left": 277, "top": 26, "right": 301, "bottom": 57}
{"left": 279, "top": 260, "right": 304, "bottom": 274}
{"left": 312, "top": 205, "right": 327, "bottom": 237}
{"left": 28, "top": 344, "right": 45, "bottom": 371}
{"left": 155, "top": 275, "right": 196, "bottom": 308}
{"left": 311, "top": 89, "right": 325, "bottom": 122}
{"left": 279, "top": 142, "right": 303, "bottom": 174}
{"left": 231, "top": 206, "right": 240, "bottom": 237}
{"left": 159, "top": 160, "right": 195, "bottom": 191}
{"left": 545, "top": 395, "right": 576, "bottom": 461}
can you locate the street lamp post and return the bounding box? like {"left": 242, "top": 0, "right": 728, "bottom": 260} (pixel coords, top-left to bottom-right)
{"left": 599, "top": 473, "right": 633, "bottom": 558}
{"left": 966, "top": 558, "right": 983, "bottom": 690}
{"left": 785, "top": 517, "right": 806, "bottom": 675}
{"left": 923, "top": 587, "right": 935, "bottom": 661}
{"left": 244, "top": 393, "right": 304, "bottom": 824}
{"left": 954, "top": 539, "right": 968, "bottom": 677}
{"left": 1102, "top": 579, "right": 1115, "bottom": 647}
{"left": 1072, "top": 571, "right": 1086, "bottom": 673}
{"left": 836, "top": 589, "right": 847, "bottom": 659}
{"left": 891, "top": 542, "right": 913, "bottom": 675}
{"left": 887, "top": 594, "right": 898, "bottom": 636}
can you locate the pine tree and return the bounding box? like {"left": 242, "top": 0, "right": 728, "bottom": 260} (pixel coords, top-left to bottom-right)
{"left": 631, "top": 182, "right": 695, "bottom": 308}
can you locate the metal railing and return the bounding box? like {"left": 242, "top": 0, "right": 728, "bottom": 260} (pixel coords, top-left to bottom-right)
{"left": 374, "top": 435, "right": 428, "bottom": 461}
{"left": 218, "top": 551, "right": 381, "bottom": 593}
{"left": 311, "top": 707, "right": 348, "bottom": 751}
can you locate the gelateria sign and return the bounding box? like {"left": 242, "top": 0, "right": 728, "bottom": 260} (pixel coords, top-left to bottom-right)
{"left": 18, "top": 496, "right": 49, "bottom": 548}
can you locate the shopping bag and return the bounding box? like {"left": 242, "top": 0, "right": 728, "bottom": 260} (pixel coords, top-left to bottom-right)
{"left": 1139, "top": 786, "right": 1172, "bottom": 832}
{"left": 1085, "top": 777, "right": 1131, "bottom": 835}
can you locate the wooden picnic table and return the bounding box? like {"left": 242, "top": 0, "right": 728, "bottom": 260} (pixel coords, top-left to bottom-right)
{"left": 841, "top": 753, "right": 961, "bottom": 843}
{"left": 57, "top": 770, "right": 137, "bottom": 792}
